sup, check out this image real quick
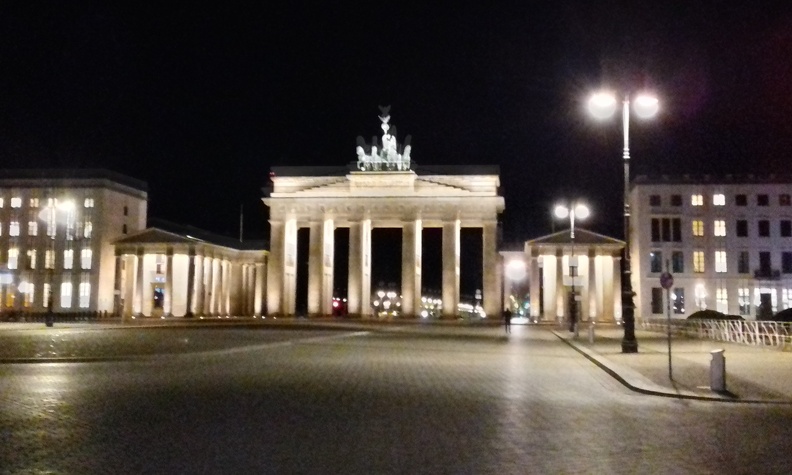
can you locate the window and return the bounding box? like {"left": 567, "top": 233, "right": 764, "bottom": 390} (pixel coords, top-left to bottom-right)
{"left": 713, "top": 220, "right": 726, "bottom": 237}
{"left": 29, "top": 198, "right": 39, "bottom": 208}
{"left": 781, "top": 220, "right": 792, "bottom": 237}
{"left": 60, "top": 282, "right": 72, "bottom": 309}
{"left": 28, "top": 219, "right": 38, "bottom": 236}
{"left": 79, "top": 274, "right": 90, "bottom": 308}
{"left": 7, "top": 248, "right": 18, "bottom": 270}
{"left": 651, "top": 288, "right": 664, "bottom": 314}
{"left": 691, "top": 194, "right": 703, "bottom": 206}
{"left": 0, "top": 198, "right": 3, "bottom": 208}
{"left": 649, "top": 195, "right": 661, "bottom": 206}
{"left": 9, "top": 220, "right": 20, "bottom": 237}
{"left": 673, "top": 288, "right": 685, "bottom": 314}
{"left": 651, "top": 218, "right": 682, "bottom": 242}
{"left": 713, "top": 194, "right": 725, "bottom": 206}
{"left": 735, "top": 194, "right": 747, "bottom": 206}
{"left": 758, "top": 194, "right": 769, "bottom": 206}
{"left": 738, "top": 251, "right": 750, "bottom": 274}
{"left": 672, "top": 251, "right": 684, "bottom": 273}
{"left": 758, "top": 220, "right": 770, "bottom": 237}
{"left": 715, "top": 251, "right": 727, "bottom": 273}
{"left": 123, "top": 205, "right": 129, "bottom": 216}
{"left": 784, "top": 289, "right": 792, "bottom": 311}
{"left": 43, "top": 283, "right": 51, "bottom": 308}
{"left": 650, "top": 251, "right": 663, "bottom": 273}
{"left": 122, "top": 224, "right": 127, "bottom": 234}
{"left": 738, "top": 288, "right": 751, "bottom": 316}
{"left": 81, "top": 249, "right": 92, "bottom": 270}
{"left": 83, "top": 220, "right": 92, "bottom": 239}
{"left": 781, "top": 194, "right": 792, "bottom": 206}
{"left": 22, "top": 283, "right": 34, "bottom": 308}
{"left": 695, "top": 284, "right": 708, "bottom": 310}
{"left": 693, "top": 251, "right": 705, "bottom": 273}
{"left": 26, "top": 250, "right": 36, "bottom": 270}
{"left": 736, "top": 220, "right": 748, "bottom": 237}
{"left": 84, "top": 198, "right": 94, "bottom": 208}
{"left": 716, "top": 288, "right": 728, "bottom": 313}
{"left": 692, "top": 220, "right": 704, "bottom": 237}
{"left": 670, "top": 195, "right": 682, "bottom": 206}
{"left": 64, "top": 248, "right": 74, "bottom": 270}
{"left": 783, "top": 252, "right": 792, "bottom": 274}
{"left": 45, "top": 249, "right": 54, "bottom": 269}
{"left": 10, "top": 197, "right": 21, "bottom": 208}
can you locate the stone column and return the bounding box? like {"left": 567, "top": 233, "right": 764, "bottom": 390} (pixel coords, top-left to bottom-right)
{"left": 529, "top": 250, "right": 541, "bottom": 319}
{"left": 541, "top": 253, "right": 554, "bottom": 321}
{"left": 307, "top": 221, "right": 322, "bottom": 316}
{"left": 267, "top": 220, "right": 284, "bottom": 316}
{"left": 482, "top": 221, "right": 500, "bottom": 318}
{"left": 206, "top": 256, "right": 216, "bottom": 315}
{"left": 586, "top": 249, "right": 596, "bottom": 322}
{"left": 611, "top": 256, "right": 622, "bottom": 322}
{"left": 113, "top": 250, "right": 123, "bottom": 318}
{"left": 401, "top": 218, "right": 422, "bottom": 318}
{"left": 254, "top": 262, "right": 265, "bottom": 317}
{"left": 283, "top": 218, "right": 298, "bottom": 316}
{"left": 348, "top": 221, "right": 362, "bottom": 316}
{"left": 556, "top": 251, "right": 565, "bottom": 321}
{"left": 221, "top": 259, "right": 230, "bottom": 316}
{"left": 135, "top": 247, "right": 145, "bottom": 317}
{"left": 194, "top": 254, "right": 205, "bottom": 316}
{"left": 320, "top": 218, "right": 335, "bottom": 315}
{"left": 165, "top": 248, "right": 174, "bottom": 317}
{"left": 441, "top": 218, "right": 460, "bottom": 318}
{"left": 185, "top": 249, "right": 196, "bottom": 317}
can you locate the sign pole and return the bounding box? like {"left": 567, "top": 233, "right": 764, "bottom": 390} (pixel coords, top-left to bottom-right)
{"left": 660, "top": 261, "right": 674, "bottom": 381}
{"left": 661, "top": 259, "right": 674, "bottom": 381}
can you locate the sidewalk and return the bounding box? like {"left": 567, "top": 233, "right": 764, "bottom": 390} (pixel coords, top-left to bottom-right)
{"left": 556, "top": 325, "right": 792, "bottom": 403}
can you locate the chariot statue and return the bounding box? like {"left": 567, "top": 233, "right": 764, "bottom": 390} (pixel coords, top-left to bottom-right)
{"left": 356, "top": 106, "right": 412, "bottom": 172}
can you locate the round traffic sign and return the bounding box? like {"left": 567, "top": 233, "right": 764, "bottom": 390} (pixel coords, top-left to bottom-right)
{"left": 660, "top": 272, "right": 674, "bottom": 289}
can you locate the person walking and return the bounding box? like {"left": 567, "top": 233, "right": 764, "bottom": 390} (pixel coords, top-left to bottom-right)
{"left": 503, "top": 308, "right": 513, "bottom": 334}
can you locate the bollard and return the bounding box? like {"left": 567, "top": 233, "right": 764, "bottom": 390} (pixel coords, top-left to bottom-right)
{"left": 710, "top": 349, "right": 726, "bottom": 392}
{"left": 588, "top": 322, "right": 595, "bottom": 344}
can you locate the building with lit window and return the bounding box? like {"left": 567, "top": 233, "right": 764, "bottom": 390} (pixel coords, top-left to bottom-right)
{"left": 631, "top": 175, "right": 792, "bottom": 320}
{"left": 0, "top": 169, "right": 147, "bottom": 315}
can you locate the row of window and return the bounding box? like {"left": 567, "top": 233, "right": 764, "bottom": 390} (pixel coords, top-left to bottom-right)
{"left": 648, "top": 250, "right": 792, "bottom": 275}
{"left": 4, "top": 279, "right": 91, "bottom": 309}
{"left": 5, "top": 248, "right": 92, "bottom": 270}
{"left": 649, "top": 193, "right": 792, "bottom": 208}
{"left": 0, "top": 197, "right": 95, "bottom": 209}
{"left": 650, "top": 287, "right": 792, "bottom": 316}
{"left": 650, "top": 218, "right": 792, "bottom": 241}
{"left": 0, "top": 220, "right": 93, "bottom": 238}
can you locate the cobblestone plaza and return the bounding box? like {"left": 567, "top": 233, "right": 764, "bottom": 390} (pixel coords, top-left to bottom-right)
{"left": 2, "top": 323, "right": 792, "bottom": 474}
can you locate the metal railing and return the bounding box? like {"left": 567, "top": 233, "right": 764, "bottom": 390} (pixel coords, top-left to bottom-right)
{"left": 641, "top": 318, "right": 792, "bottom": 349}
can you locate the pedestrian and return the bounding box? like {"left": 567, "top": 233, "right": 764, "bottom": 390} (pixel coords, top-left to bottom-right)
{"left": 503, "top": 308, "right": 512, "bottom": 334}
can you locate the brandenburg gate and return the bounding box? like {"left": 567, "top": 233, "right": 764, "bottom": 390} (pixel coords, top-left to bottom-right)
{"left": 263, "top": 108, "right": 505, "bottom": 318}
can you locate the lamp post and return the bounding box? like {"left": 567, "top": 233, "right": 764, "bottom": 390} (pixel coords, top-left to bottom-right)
{"left": 554, "top": 202, "right": 589, "bottom": 336}
{"left": 588, "top": 91, "right": 659, "bottom": 353}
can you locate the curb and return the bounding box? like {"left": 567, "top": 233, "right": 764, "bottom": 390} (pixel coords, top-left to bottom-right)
{"left": 553, "top": 331, "right": 792, "bottom": 404}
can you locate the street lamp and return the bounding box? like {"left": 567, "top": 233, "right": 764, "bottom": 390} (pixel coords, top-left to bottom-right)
{"left": 554, "top": 202, "right": 589, "bottom": 335}
{"left": 588, "top": 91, "right": 659, "bottom": 353}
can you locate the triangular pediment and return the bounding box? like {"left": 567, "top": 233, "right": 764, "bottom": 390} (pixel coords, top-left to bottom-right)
{"left": 113, "top": 227, "right": 202, "bottom": 245}
{"left": 526, "top": 228, "right": 624, "bottom": 246}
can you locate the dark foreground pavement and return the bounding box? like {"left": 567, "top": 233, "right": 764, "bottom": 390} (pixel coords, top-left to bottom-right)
{"left": 2, "top": 322, "right": 792, "bottom": 474}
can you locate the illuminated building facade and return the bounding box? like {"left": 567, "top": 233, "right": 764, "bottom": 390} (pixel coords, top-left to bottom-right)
{"left": 0, "top": 169, "right": 147, "bottom": 314}
{"left": 631, "top": 175, "right": 792, "bottom": 320}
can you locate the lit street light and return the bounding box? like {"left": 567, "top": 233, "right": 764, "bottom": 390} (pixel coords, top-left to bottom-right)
{"left": 588, "top": 91, "right": 659, "bottom": 353}
{"left": 554, "top": 202, "right": 589, "bottom": 336}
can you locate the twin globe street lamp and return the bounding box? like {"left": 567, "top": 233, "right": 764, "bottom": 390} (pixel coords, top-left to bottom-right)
{"left": 587, "top": 91, "right": 659, "bottom": 353}
{"left": 554, "top": 202, "right": 589, "bottom": 335}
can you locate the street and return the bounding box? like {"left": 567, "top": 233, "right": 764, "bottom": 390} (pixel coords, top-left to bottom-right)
{"left": 1, "top": 324, "right": 791, "bottom": 474}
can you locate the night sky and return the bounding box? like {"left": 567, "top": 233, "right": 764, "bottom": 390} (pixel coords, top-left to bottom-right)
{"left": 2, "top": 1, "right": 791, "bottom": 245}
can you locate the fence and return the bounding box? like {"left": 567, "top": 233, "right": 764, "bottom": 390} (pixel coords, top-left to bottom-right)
{"left": 641, "top": 318, "right": 792, "bottom": 349}
{"left": 1, "top": 310, "right": 116, "bottom": 323}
